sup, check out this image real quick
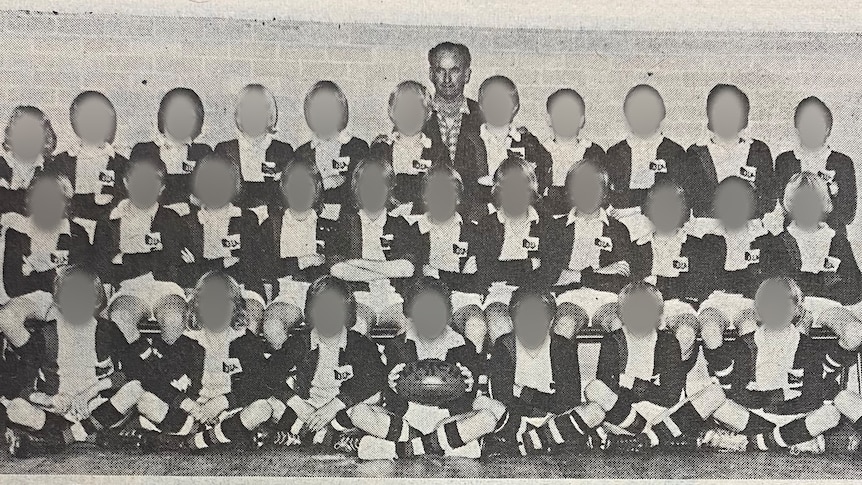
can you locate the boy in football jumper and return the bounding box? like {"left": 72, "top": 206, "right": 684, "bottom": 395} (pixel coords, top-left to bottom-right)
{"left": 293, "top": 81, "right": 369, "bottom": 221}
{"left": 49, "top": 91, "right": 128, "bottom": 234}
{"left": 214, "top": 84, "right": 294, "bottom": 215}
{"left": 346, "top": 277, "right": 502, "bottom": 460}
{"left": 545, "top": 159, "right": 632, "bottom": 338}
{"left": 93, "top": 155, "right": 187, "bottom": 348}
{"left": 260, "top": 159, "right": 338, "bottom": 350}
{"left": 135, "top": 271, "right": 272, "bottom": 452}
{"left": 263, "top": 276, "right": 385, "bottom": 448}
{"left": 0, "top": 106, "right": 56, "bottom": 216}
{"left": 1, "top": 173, "right": 91, "bottom": 301}
{"left": 605, "top": 85, "right": 687, "bottom": 242}
{"left": 489, "top": 286, "right": 606, "bottom": 455}
{"left": 541, "top": 88, "right": 605, "bottom": 216}
{"left": 775, "top": 97, "right": 856, "bottom": 234}
{"left": 130, "top": 87, "right": 213, "bottom": 215}
{"left": 3, "top": 265, "right": 146, "bottom": 457}
{"left": 370, "top": 80, "right": 449, "bottom": 216}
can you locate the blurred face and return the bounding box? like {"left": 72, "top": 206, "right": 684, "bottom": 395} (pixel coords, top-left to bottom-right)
{"left": 548, "top": 95, "right": 585, "bottom": 139}
{"left": 714, "top": 182, "right": 754, "bottom": 230}
{"left": 74, "top": 97, "right": 115, "bottom": 146}
{"left": 429, "top": 50, "right": 471, "bottom": 101}
{"left": 625, "top": 89, "right": 664, "bottom": 137}
{"left": 410, "top": 290, "right": 450, "bottom": 340}
{"left": 306, "top": 91, "right": 344, "bottom": 139}
{"left": 357, "top": 164, "right": 390, "bottom": 213}
{"left": 163, "top": 95, "right": 200, "bottom": 141}
{"left": 423, "top": 172, "right": 459, "bottom": 221}
{"left": 513, "top": 295, "right": 552, "bottom": 350}
{"left": 620, "top": 291, "right": 662, "bottom": 335}
{"left": 283, "top": 167, "right": 317, "bottom": 213}
{"left": 237, "top": 90, "right": 272, "bottom": 138}
{"left": 708, "top": 90, "right": 747, "bottom": 140}
{"left": 8, "top": 113, "right": 46, "bottom": 161}
{"left": 391, "top": 90, "right": 428, "bottom": 137}
{"left": 124, "top": 163, "right": 164, "bottom": 209}
{"left": 28, "top": 179, "right": 67, "bottom": 230}
{"left": 756, "top": 282, "right": 796, "bottom": 330}
{"left": 790, "top": 184, "right": 826, "bottom": 228}
{"left": 194, "top": 161, "right": 236, "bottom": 209}
{"left": 56, "top": 273, "right": 100, "bottom": 326}
{"left": 498, "top": 170, "right": 532, "bottom": 217}
{"left": 196, "top": 278, "right": 235, "bottom": 332}
{"left": 568, "top": 166, "right": 604, "bottom": 214}
{"left": 796, "top": 103, "right": 830, "bottom": 150}
{"left": 480, "top": 82, "right": 518, "bottom": 128}
{"left": 309, "top": 287, "right": 350, "bottom": 337}
{"left": 646, "top": 187, "right": 686, "bottom": 233}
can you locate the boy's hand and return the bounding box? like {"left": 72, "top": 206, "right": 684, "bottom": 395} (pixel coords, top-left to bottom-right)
{"left": 700, "top": 320, "right": 725, "bottom": 350}
{"left": 298, "top": 254, "right": 324, "bottom": 270}
{"left": 181, "top": 397, "right": 204, "bottom": 422}
{"left": 199, "top": 395, "right": 229, "bottom": 424}
{"left": 307, "top": 399, "right": 345, "bottom": 432}
{"left": 594, "top": 261, "right": 630, "bottom": 277}
{"left": 181, "top": 248, "right": 196, "bottom": 264}
{"left": 387, "top": 363, "right": 406, "bottom": 391}
{"left": 69, "top": 393, "right": 92, "bottom": 420}
{"left": 455, "top": 363, "right": 474, "bottom": 393}
{"left": 422, "top": 264, "right": 440, "bottom": 278}
{"left": 49, "top": 393, "right": 72, "bottom": 414}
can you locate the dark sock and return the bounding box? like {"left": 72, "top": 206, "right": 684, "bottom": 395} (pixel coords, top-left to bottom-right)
{"left": 651, "top": 402, "right": 704, "bottom": 444}
{"left": 385, "top": 415, "right": 422, "bottom": 442}
{"left": 527, "top": 409, "right": 589, "bottom": 451}
{"left": 741, "top": 412, "right": 775, "bottom": 436}
{"left": 159, "top": 406, "right": 192, "bottom": 433}
{"left": 41, "top": 413, "right": 75, "bottom": 445}
{"left": 773, "top": 417, "right": 814, "bottom": 448}
{"left": 420, "top": 430, "right": 445, "bottom": 455}
{"left": 331, "top": 409, "right": 354, "bottom": 432}
{"left": 853, "top": 415, "right": 862, "bottom": 433}
{"left": 81, "top": 400, "right": 124, "bottom": 435}
{"left": 443, "top": 421, "right": 466, "bottom": 449}
{"left": 605, "top": 393, "right": 647, "bottom": 433}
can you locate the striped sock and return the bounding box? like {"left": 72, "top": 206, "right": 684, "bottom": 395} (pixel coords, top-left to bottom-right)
{"left": 752, "top": 417, "right": 812, "bottom": 450}
{"left": 523, "top": 410, "right": 590, "bottom": 453}
{"left": 605, "top": 394, "right": 647, "bottom": 434}
{"left": 647, "top": 402, "right": 704, "bottom": 446}
{"left": 385, "top": 415, "right": 422, "bottom": 442}
{"left": 81, "top": 401, "right": 124, "bottom": 435}
{"left": 187, "top": 413, "right": 249, "bottom": 450}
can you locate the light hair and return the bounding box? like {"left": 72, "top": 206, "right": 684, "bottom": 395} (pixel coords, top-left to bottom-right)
{"left": 185, "top": 271, "right": 248, "bottom": 331}
{"left": 234, "top": 83, "right": 278, "bottom": 134}
{"left": 303, "top": 80, "right": 349, "bottom": 132}
{"left": 782, "top": 170, "right": 833, "bottom": 216}
{"left": 491, "top": 156, "right": 540, "bottom": 208}
{"left": 755, "top": 276, "right": 805, "bottom": 326}
{"left": 3, "top": 106, "right": 57, "bottom": 157}
{"left": 388, "top": 80, "right": 432, "bottom": 125}
{"left": 618, "top": 281, "right": 665, "bottom": 316}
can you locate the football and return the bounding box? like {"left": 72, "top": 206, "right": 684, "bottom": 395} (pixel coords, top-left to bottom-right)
{"left": 394, "top": 359, "right": 468, "bottom": 405}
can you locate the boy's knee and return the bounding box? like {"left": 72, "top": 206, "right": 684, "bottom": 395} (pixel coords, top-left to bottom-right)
{"left": 6, "top": 398, "right": 36, "bottom": 424}
{"left": 578, "top": 402, "right": 606, "bottom": 428}
{"left": 137, "top": 391, "right": 168, "bottom": 421}
{"left": 243, "top": 399, "right": 274, "bottom": 425}
{"left": 117, "top": 380, "right": 144, "bottom": 400}
{"left": 694, "top": 382, "right": 727, "bottom": 408}
{"left": 809, "top": 403, "right": 841, "bottom": 430}
{"left": 834, "top": 389, "right": 860, "bottom": 414}
{"left": 554, "top": 303, "right": 588, "bottom": 339}
{"left": 472, "top": 395, "right": 506, "bottom": 421}
{"left": 583, "top": 379, "right": 616, "bottom": 409}
{"left": 733, "top": 308, "right": 758, "bottom": 332}
{"left": 347, "top": 402, "right": 374, "bottom": 423}
{"left": 594, "top": 303, "right": 621, "bottom": 333}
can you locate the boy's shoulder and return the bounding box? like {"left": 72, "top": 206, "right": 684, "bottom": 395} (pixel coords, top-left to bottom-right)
{"left": 658, "top": 136, "right": 685, "bottom": 154}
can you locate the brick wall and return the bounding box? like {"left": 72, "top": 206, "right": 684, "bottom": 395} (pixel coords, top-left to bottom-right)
{"left": 3, "top": 11, "right": 862, "bottom": 232}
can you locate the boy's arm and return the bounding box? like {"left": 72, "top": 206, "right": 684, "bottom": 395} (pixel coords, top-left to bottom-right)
{"left": 265, "top": 339, "right": 300, "bottom": 404}
{"left": 629, "top": 335, "right": 684, "bottom": 408}
{"left": 226, "top": 335, "right": 269, "bottom": 409}
{"left": 336, "top": 336, "right": 386, "bottom": 408}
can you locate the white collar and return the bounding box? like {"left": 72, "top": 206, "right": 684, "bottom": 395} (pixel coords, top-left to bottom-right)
{"left": 58, "top": 316, "right": 98, "bottom": 331}
{"left": 197, "top": 204, "right": 242, "bottom": 223}
{"left": 1, "top": 212, "right": 71, "bottom": 236}
{"left": 793, "top": 144, "right": 831, "bottom": 161}
{"left": 310, "top": 327, "right": 348, "bottom": 350}
{"left": 623, "top": 326, "right": 658, "bottom": 345}
{"left": 496, "top": 206, "right": 539, "bottom": 225}
{"left": 311, "top": 131, "right": 351, "bottom": 149}
{"left": 754, "top": 325, "right": 799, "bottom": 348}
{"left": 110, "top": 198, "right": 159, "bottom": 220}
{"left": 359, "top": 209, "right": 388, "bottom": 228}
{"left": 387, "top": 131, "right": 433, "bottom": 149}
{"left": 701, "top": 132, "right": 753, "bottom": 148}
{"left": 709, "top": 219, "right": 768, "bottom": 239}
{"left": 627, "top": 131, "right": 664, "bottom": 148}
{"left": 787, "top": 221, "right": 834, "bottom": 240}
{"left": 515, "top": 334, "right": 552, "bottom": 358}
{"left": 547, "top": 136, "right": 590, "bottom": 150}
{"left": 481, "top": 124, "right": 521, "bottom": 143}
{"left": 566, "top": 207, "right": 609, "bottom": 227}
{"left": 238, "top": 131, "right": 273, "bottom": 149}
{"left": 155, "top": 133, "right": 192, "bottom": 148}
{"left": 282, "top": 208, "right": 317, "bottom": 225}
{"left": 416, "top": 213, "right": 463, "bottom": 234}
{"left": 405, "top": 325, "right": 465, "bottom": 349}
{"left": 6, "top": 153, "right": 44, "bottom": 170}
{"left": 68, "top": 140, "right": 115, "bottom": 158}
{"left": 636, "top": 227, "right": 688, "bottom": 246}
{"left": 184, "top": 327, "right": 246, "bottom": 345}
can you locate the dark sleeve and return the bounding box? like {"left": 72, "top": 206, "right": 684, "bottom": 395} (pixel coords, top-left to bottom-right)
{"left": 158, "top": 210, "right": 185, "bottom": 283}
{"left": 2, "top": 231, "right": 32, "bottom": 298}
{"left": 107, "top": 321, "right": 141, "bottom": 389}
{"left": 776, "top": 337, "right": 825, "bottom": 415}
{"left": 488, "top": 338, "right": 515, "bottom": 406}
{"left": 595, "top": 334, "right": 620, "bottom": 393}
{"left": 265, "top": 337, "right": 300, "bottom": 403}
{"left": 240, "top": 212, "right": 265, "bottom": 295}
{"left": 68, "top": 222, "right": 94, "bottom": 268}
{"left": 226, "top": 334, "right": 269, "bottom": 408}
{"left": 752, "top": 141, "right": 777, "bottom": 216}
{"left": 110, "top": 154, "right": 130, "bottom": 201}
{"left": 829, "top": 234, "right": 861, "bottom": 305}
{"left": 683, "top": 145, "right": 709, "bottom": 216}
{"left": 441, "top": 343, "right": 482, "bottom": 412}
{"left": 151, "top": 337, "right": 195, "bottom": 408}
{"left": 91, "top": 219, "right": 113, "bottom": 282}
{"left": 13, "top": 328, "right": 45, "bottom": 399}
{"left": 833, "top": 155, "right": 857, "bottom": 228}
{"left": 631, "top": 334, "right": 683, "bottom": 407}
{"left": 630, "top": 243, "right": 651, "bottom": 282}
{"left": 337, "top": 336, "right": 385, "bottom": 408}
{"left": 345, "top": 138, "right": 370, "bottom": 176}
{"left": 702, "top": 339, "right": 737, "bottom": 390}
{"left": 391, "top": 217, "right": 420, "bottom": 266}
{"left": 530, "top": 137, "right": 553, "bottom": 197}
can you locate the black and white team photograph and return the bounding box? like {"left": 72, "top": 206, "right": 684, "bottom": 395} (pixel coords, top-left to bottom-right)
{"left": 0, "top": 0, "right": 860, "bottom": 482}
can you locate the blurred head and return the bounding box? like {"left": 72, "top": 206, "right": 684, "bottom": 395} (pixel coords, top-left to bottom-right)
{"left": 158, "top": 87, "right": 205, "bottom": 142}
{"left": 618, "top": 281, "right": 664, "bottom": 335}
{"left": 714, "top": 176, "right": 755, "bottom": 230}
{"left": 405, "top": 277, "right": 452, "bottom": 341}
{"left": 187, "top": 271, "right": 247, "bottom": 332}
{"left": 565, "top": 158, "right": 608, "bottom": 214}
{"left": 53, "top": 265, "right": 105, "bottom": 326}
{"left": 783, "top": 171, "right": 831, "bottom": 228}
{"left": 192, "top": 153, "right": 241, "bottom": 209}
{"left": 546, "top": 88, "right": 586, "bottom": 139}
{"left": 304, "top": 80, "right": 349, "bottom": 140}
{"left": 388, "top": 81, "right": 432, "bottom": 137}
{"left": 755, "top": 277, "right": 804, "bottom": 331}
{"left": 479, "top": 75, "right": 519, "bottom": 128}
{"left": 281, "top": 159, "right": 323, "bottom": 214}
{"left": 492, "top": 157, "right": 538, "bottom": 216}
{"left": 510, "top": 286, "right": 556, "bottom": 350}
{"left": 27, "top": 173, "right": 72, "bottom": 230}
{"left": 235, "top": 84, "right": 278, "bottom": 138}
{"left": 351, "top": 157, "right": 396, "bottom": 213}
{"left": 428, "top": 42, "right": 472, "bottom": 101}
{"left": 305, "top": 276, "right": 355, "bottom": 338}
{"left": 422, "top": 164, "right": 463, "bottom": 221}
{"left": 124, "top": 155, "right": 166, "bottom": 209}
{"left": 3, "top": 106, "right": 56, "bottom": 161}
{"left": 624, "top": 84, "right": 666, "bottom": 137}
{"left": 70, "top": 91, "right": 117, "bottom": 146}
{"left": 645, "top": 180, "right": 689, "bottom": 233}
{"left": 706, "top": 84, "right": 750, "bottom": 140}
{"left": 794, "top": 96, "right": 833, "bottom": 150}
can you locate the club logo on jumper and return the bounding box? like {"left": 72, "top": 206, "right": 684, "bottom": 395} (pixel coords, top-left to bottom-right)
{"left": 316, "top": 239, "right": 326, "bottom": 253}
{"left": 522, "top": 236, "right": 539, "bottom": 251}
{"left": 818, "top": 169, "right": 836, "bottom": 183}
{"left": 182, "top": 160, "right": 196, "bottom": 173}
{"left": 380, "top": 233, "right": 394, "bottom": 251}
{"left": 412, "top": 159, "right": 432, "bottom": 172}
{"left": 50, "top": 250, "right": 69, "bottom": 266}
{"left": 98, "top": 169, "right": 115, "bottom": 186}
{"left": 595, "top": 236, "right": 613, "bottom": 251}
{"left": 221, "top": 234, "right": 241, "bottom": 250}
{"left": 223, "top": 358, "right": 243, "bottom": 375}
{"left": 334, "top": 364, "right": 354, "bottom": 382}
{"left": 262, "top": 160, "right": 278, "bottom": 177}
{"left": 453, "top": 241, "right": 469, "bottom": 256}
{"left": 744, "top": 248, "right": 760, "bottom": 264}
{"left": 332, "top": 156, "right": 350, "bottom": 173}
{"left": 672, "top": 256, "right": 689, "bottom": 272}
{"left": 823, "top": 256, "right": 841, "bottom": 272}
{"left": 171, "top": 374, "right": 191, "bottom": 392}
{"left": 144, "top": 232, "right": 163, "bottom": 250}
{"left": 649, "top": 159, "right": 668, "bottom": 173}
{"left": 739, "top": 165, "right": 757, "bottom": 182}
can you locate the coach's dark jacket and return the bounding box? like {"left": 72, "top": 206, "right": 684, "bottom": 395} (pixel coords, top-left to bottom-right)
{"left": 605, "top": 136, "right": 686, "bottom": 210}
{"left": 266, "top": 329, "right": 385, "bottom": 409}
{"left": 775, "top": 149, "right": 857, "bottom": 232}
{"left": 129, "top": 141, "right": 213, "bottom": 206}
{"left": 423, "top": 97, "right": 483, "bottom": 163}
{"left": 214, "top": 138, "right": 294, "bottom": 209}
{"left": 48, "top": 150, "right": 129, "bottom": 221}
{"left": 489, "top": 333, "right": 581, "bottom": 416}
